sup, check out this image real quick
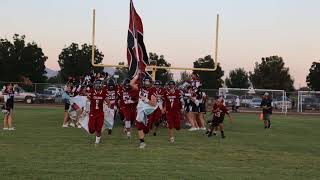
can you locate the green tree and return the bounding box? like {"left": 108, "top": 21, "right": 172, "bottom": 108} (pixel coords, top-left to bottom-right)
{"left": 225, "top": 68, "right": 250, "bottom": 88}
{"left": 0, "top": 34, "right": 47, "bottom": 82}
{"left": 249, "top": 56, "right": 294, "bottom": 91}
{"left": 193, "top": 55, "right": 224, "bottom": 89}
{"left": 149, "top": 52, "right": 173, "bottom": 84}
{"left": 58, "top": 43, "right": 104, "bottom": 82}
{"left": 114, "top": 62, "right": 129, "bottom": 83}
{"left": 177, "top": 71, "right": 192, "bottom": 85}
{"left": 306, "top": 61, "right": 320, "bottom": 91}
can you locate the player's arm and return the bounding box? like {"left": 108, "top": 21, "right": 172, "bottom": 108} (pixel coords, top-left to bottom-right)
{"left": 190, "top": 96, "right": 199, "bottom": 105}
{"left": 267, "top": 101, "right": 272, "bottom": 109}
{"left": 223, "top": 107, "right": 233, "bottom": 123}
{"left": 179, "top": 95, "right": 185, "bottom": 113}
{"left": 130, "top": 75, "right": 139, "bottom": 90}
{"left": 104, "top": 96, "right": 111, "bottom": 107}
{"left": 226, "top": 112, "right": 233, "bottom": 123}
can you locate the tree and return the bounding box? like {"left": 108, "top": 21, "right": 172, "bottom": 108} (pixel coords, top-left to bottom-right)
{"left": 58, "top": 43, "right": 104, "bottom": 82}
{"left": 177, "top": 71, "right": 192, "bottom": 85}
{"left": 306, "top": 61, "right": 320, "bottom": 91}
{"left": 0, "top": 34, "right": 47, "bottom": 82}
{"left": 193, "top": 55, "right": 224, "bottom": 89}
{"left": 249, "top": 56, "right": 294, "bottom": 91}
{"left": 149, "top": 52, "right": 173, "bottom": 84}
{"left": 114, "top": 62, "right": 128, "bottom": 83}
{"left": 225, "top": 68, "right": 250, "bottom": 88}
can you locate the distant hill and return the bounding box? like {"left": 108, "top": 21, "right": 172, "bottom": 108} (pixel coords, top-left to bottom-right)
{"left": 104, "top": 67, "right": 115, "bottom": 75}
{"left": 45, "top": 68, "right": 58, "bottom": 78}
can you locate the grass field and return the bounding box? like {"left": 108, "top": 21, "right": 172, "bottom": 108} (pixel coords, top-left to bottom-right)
{"left": 0, "top": 106, "right": 320, "bottom": 180}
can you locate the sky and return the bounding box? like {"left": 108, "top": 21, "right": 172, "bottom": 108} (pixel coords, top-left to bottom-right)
{"left": 1, "top": 0, "right": 320, "bottom": 88}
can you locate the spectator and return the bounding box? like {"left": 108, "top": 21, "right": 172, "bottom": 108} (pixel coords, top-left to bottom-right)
{"left": 235, "top": 96, "right": 240, "bottom": 112}
{"left": 260, "top": 92, "right": 273, "bottom": 129}
{"left": 2, "top": 83, "right": 15, "bottom": 130}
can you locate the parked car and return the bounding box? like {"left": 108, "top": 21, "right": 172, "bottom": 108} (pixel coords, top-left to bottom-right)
{"left": 273, "top": 96, "right": 292, "bottom": 110}
{"left": 0, "top": 86, "right": 36, "bottom": 104}
{"left": 249, "top": 98, "right": 262, "bottom": 108}
{"left": 45, "top": 87, "right": 63, "bottom": 96}
{"left": 240, "top": 95, "right": 254, "bottom": 106}
{"left": 37, "top": 90, "right": 56, "bottom": 103}
{"left": 302, "top": 98, "right": 320, "bottom": 111}
{"left": 223, "top": 94, "right": 238, "bottom": 107}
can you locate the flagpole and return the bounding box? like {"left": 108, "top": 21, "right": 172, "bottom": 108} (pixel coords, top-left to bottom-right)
{"left": 91, "top": 9, "right": 96, "bottom": 66}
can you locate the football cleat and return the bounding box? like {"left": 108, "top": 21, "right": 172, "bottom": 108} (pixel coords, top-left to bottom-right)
{"left": 188, "top": 127, "right": 198, "bottom": 131}
{"left": 169, "top": 137, "right": 175, "bottom": 143}
{"left": 139, "top": 142, "right": 146, "bottom": 149}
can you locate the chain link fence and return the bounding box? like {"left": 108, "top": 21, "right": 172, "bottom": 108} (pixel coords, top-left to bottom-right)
{"left": 0, "top": 82, "right": 65, "bottom": 104}
{"left": 1, "top": 81, "right": 320, "bottom": 114}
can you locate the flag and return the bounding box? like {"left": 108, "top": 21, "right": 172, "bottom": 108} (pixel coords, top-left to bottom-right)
{"left": 127, "top": 0, "right": 149, "bottom": 79}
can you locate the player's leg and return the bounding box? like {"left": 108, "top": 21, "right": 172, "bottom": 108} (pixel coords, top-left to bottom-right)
{"left": 123, "top": 110, "right": 131, "bottom": 137}
{"left": 187, "top": 112, "right": 197, "bottom": 131}
{"left": 88, "top": 114, "right": 96, "bottom": 135}
{"left": 3, "top": 112, "right": 8, "bottom": 130}
{"left": 171, "top": 113, "right": 181, "bottom": 143}
{"left": 138, "top": 130, "right": 146, "bottom": 148}
{"left": 267, "top": 114, "right": 271, "bottom": 128}
{"left": 263, "top": 113, "right": 269, "bottom": 129}
{"left": 219, "top": 122, "right": 225, "bottom": 138}
{"left": 105, "top": 108, "right": 115, "bottom": 135}
{"left": 207, "top": 118, "right": 218, "bottom": 137}
{"left": 198, "top": 112, "right": 206, "bottom": 130}
{"left": 75, "top": 109, "right": 82, "bottom": 128}
{"left": 62, "top": 102, "right": 70, "bottom": 127}
{"left": 166, "top": 112, "right": 174, "bottom": 143}
{"left": 95, "top": 114, "right": 104, "bottom": 144}
{"left": 174, "top": 113, "right": 181, "bottom": 131}
{"left": 151, "top": 109, "right": 161, "bottom": 136}
{"left": 7, "top": 109, "right": 14, "bottom": 130}
{"left": 136, "top": 121, "right": 147, "bottom": 148}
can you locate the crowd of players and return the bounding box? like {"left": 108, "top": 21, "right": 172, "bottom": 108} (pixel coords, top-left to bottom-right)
{"left": 61, "top": 71, "right": 233, "bottom": 148}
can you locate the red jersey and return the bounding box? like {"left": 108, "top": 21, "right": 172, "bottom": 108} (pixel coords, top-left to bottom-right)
{"left": 212, "top": 103, "right": 229, "bottom": 120}
{"left": 155, "top": 88, "right": 166, "bottom": 105}
{"left": 165, "top": 89, "right": 183, "bottom": 111}
{"left": 106, "top": 89, "right": 117, "bottom": 109}
{"left": 140, "top": 86, "right": 157, "bottom": 100}
{"left": 88, "top": 89, "right": 108, "bottom": 114}
{"left": 118, "top": 88, "right": 139, "bottom": 107}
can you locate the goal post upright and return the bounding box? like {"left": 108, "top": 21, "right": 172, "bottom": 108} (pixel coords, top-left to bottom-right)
{"left": 90, "top": 9, "right": 221, "bottom": 79}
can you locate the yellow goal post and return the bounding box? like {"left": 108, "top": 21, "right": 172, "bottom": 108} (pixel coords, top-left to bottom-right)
{"left": 91, "top": 9, "right": 220, "bottom": 80}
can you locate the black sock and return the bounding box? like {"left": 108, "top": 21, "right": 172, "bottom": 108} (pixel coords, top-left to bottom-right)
{"left": 221, "top": 131, "right": 224, "bottom": 136}
{"left": 140, "top": 139, "right": 145, "bottom": 143}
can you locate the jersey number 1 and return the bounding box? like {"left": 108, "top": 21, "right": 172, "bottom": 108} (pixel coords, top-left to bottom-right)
{"left": 95, "top": 100, "right": 99, "bottom": 110}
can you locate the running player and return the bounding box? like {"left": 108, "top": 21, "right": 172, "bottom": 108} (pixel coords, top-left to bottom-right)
{"left": 207, "top": 97, "right": 233, "bottom": 138}
{"left": 130, "top": 74, "right": 157, "bottom": 149}
{"left": 118, "top": 79, "right": 139, "bottom": 138}
{"left": 104, "top": 79, "right": 117, "bottom": 135}
{"left": 164, "top": 81, "right": 184, "bottom": 143}
{"left": 150, "top": 80, "right": 166, "bottom": 136}
{"left": 87, "top": 80, "right": 109, "bottom": 144}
